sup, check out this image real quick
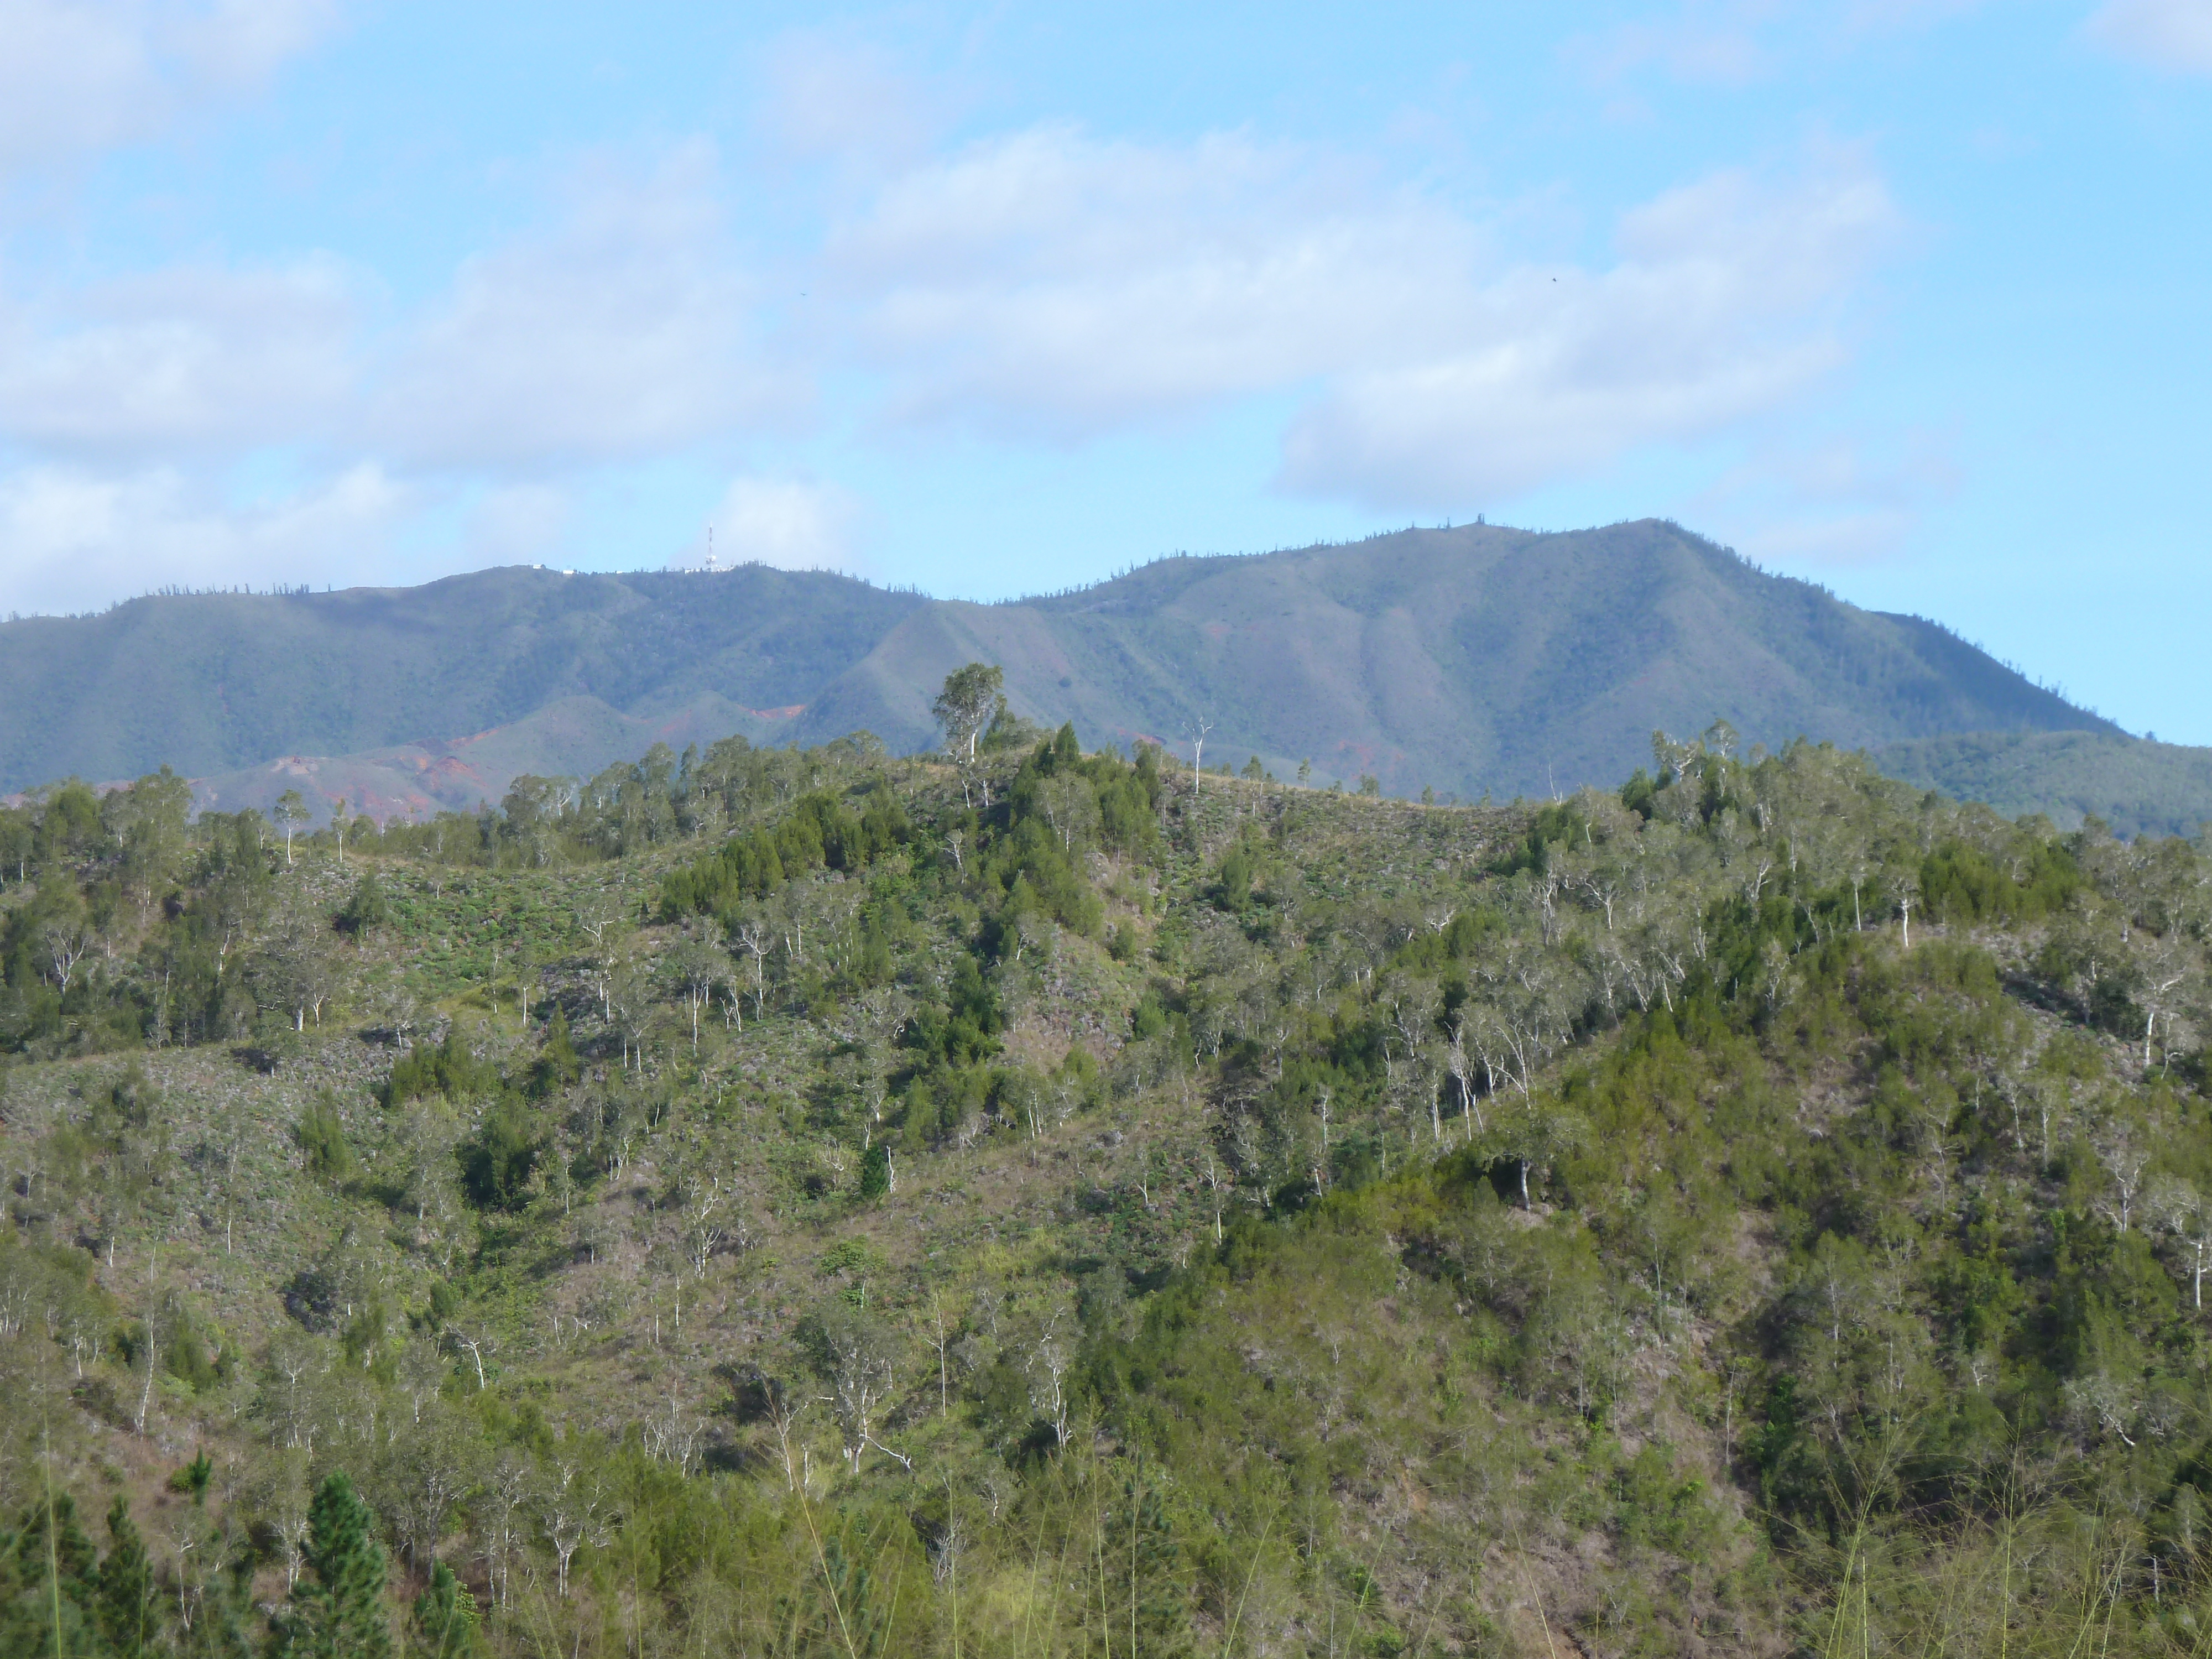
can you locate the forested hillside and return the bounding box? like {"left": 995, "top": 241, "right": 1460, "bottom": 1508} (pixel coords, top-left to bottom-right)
{"left": 4, "top": 707, "right": 2212, "bottom": 1656}
{"left": 0, "top": 564, "right": 921, "bottom": 799}
{"left": 1875, "top": 729, "right": 2212, "bottom": 841}
{"left": 0, "top": 520, "right": 2125, "bottom": 812}
{"left": 985, "top": 520, "right": 2114, "bottom": 801}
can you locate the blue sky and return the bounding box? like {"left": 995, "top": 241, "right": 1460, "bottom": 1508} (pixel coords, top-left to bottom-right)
{"left": 0, "top": 1, "right": 2206, "bottom": 735}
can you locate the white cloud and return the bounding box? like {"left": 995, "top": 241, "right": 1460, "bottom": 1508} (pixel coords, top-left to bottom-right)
{"left": 700, "top": 476, "right": 864, "bottom": 572}
{"left": 0, "top": 0, "right": 336, "bottom": 176}
{"left": 0, "top": 80, "right": 1912, "bottom": 608}
{"left": 0, "top": 142, "right": 791, "bottom": 473}
{"left": 367, "top": 141, "right": 790, "bottom": 471}
{"left": 0, "top": 135, "right": 812, "bottom": 612}
{"left": 827, "top": 127, "right": 1491, "bottom": 438}
{"left": 1281, "top": 161, "right": 1899, "bottom": 505}
{"left": 0, "top": 460, "right": 405, "bottom": 615}
{"left": 2087, "top": 0, "right": 2212, "bottom": 71}
{"left": 0, "top": 256, "right": 356, "bottom": 453}
{"left": 755, "top": 29, "right": 943, "bottom": 171}
{"left": 822, "top": 123, "right": 1897, "bottom": 507}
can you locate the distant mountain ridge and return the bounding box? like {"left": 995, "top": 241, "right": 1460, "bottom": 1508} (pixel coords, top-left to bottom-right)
{"left": 0, "top": 561, "right": 919, "bottom": 796}
{"left": 0, "top": 518, "right": 2156, "bottom": 821}
{"left": 1870, "top": 730, "right": 2212, "bottom": 840}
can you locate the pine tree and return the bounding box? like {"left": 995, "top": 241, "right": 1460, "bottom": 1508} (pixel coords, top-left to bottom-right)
{"left": 1110, "top": 1476, "right": 1190, "bottom": 1657}
{"left": 273, "top": 1473, "right": 391, "bottom": 1659}
{"left": 409, "top": 1561, "right": 479, "bottom": 1659}
{"left": 812, "top": 1537, "right": 890, "bottom": 1656}
{"left": 0, "top": 1489, "right": 101, "bottom": 1656}
{"left": 96, "top": 1498, "right": 157, "bottom": 1659}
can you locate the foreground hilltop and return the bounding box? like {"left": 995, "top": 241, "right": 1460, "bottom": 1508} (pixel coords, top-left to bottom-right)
{"left": 3, "top": 724, "right": 2211, "bottom": 1654}
{"left": 0, "top": 520, "right": 2124, "bottom": 812}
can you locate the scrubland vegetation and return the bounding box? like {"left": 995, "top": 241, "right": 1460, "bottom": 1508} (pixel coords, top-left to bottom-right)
{"left": 4, "top": 698, "right": 2212, "bottom": 1656}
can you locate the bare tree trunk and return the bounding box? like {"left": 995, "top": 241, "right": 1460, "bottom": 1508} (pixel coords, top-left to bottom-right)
{"left": 134, "top": 1335, "right": 159, "bottom": 1434}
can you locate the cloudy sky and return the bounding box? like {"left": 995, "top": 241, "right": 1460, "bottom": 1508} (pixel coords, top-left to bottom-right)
{"left": 0, "top": 1, "right": 2206, "bottom": 734}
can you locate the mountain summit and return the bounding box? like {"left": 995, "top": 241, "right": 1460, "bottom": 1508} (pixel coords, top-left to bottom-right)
{"left": 921, "top": 519, "right": 2110, "bottom": 796}
{"left": 0, "top": 519, "right": 2112, "bottom": 807}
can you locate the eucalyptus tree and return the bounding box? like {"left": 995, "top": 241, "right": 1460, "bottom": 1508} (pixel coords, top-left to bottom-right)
{"left": 932, "top": 662, "right": 1005, "bottom": 805}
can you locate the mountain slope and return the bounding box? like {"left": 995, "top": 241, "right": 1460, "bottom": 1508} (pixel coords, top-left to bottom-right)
{"left": 1873, "top": 728, "right": 2212, "bottom": 839}
{"left": 796, "top": 520, "right": 2114, "bottom": 796}
{"left": 0, "top": 564, "right": 920, "bottom": 791}
{"left": 186, "top": 692, "right": 808, "bottom": 821}
{"left": 0, "top": 519, "right": 2119, "bottom": 807}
